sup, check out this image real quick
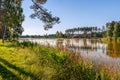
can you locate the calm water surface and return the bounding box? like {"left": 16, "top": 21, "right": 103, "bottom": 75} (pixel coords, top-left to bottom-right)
{"left": 19, "top": 38, "right": 120, "bottom": 66}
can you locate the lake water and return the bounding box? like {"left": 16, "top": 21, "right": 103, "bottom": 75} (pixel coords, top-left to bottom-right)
{"left": 19, "top": 38, "right": 120, "bottom": 66}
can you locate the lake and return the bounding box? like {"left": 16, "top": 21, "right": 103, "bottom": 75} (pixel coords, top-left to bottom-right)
{"left": 19, "top": 38, "right": 120, "bottom": 67}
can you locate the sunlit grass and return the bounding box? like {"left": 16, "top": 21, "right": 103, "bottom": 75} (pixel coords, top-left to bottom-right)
{"left": 0, "top": 40, "right": 120, "bottom": 80}
{"left": 101, "top": 37, "right": 120, "bottom": 43}
{"left": 0, "top": 41, "right": 57, "bottom": 80}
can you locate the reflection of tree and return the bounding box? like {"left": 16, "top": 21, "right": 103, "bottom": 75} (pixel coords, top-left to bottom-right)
{"left": 102, "top": 46, "right": 105, "bottom": 54}
{"left": 83, "top": 39, "right": 87, "bottom": 47}
{"left": 74, "top": 39, "right": 79, "bottom": 43}
{"left": 90, "top": 39, "right": 98, "bottom": 51}
{"left": 90, "top": 39, "right": 98, "bottom": 45}
{"left": 107, "top": 42, "right": 120, "bottom": 58}
{"left": 67, "top": 39, "right": 100, "bottom": 53}
{"left": 56, "top": 39, "right": 64, "bottom": 48}
{"left": 65, "top": 39, "right": 70, "bottom": 47}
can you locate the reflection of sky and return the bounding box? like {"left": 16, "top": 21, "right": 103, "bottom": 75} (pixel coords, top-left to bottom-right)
{"left": 19, "top": 38, "right": 120, "bottom": 66}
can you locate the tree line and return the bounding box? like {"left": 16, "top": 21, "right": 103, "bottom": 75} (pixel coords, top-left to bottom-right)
{"left": 65, "top": 26, "right": 105, "bottom": 38}
{"left": 21, "top": 20, "right": 120, "bottom": 39}
{"left": 65, "top": 21, "right": 120, "bottom": 38}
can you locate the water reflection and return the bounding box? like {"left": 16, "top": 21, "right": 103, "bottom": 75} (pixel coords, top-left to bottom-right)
{"left": 56, "top": 39, "right": 64, "bottom": 48}
{"left": 107, "top": 43, "right": 120, "bottom": 58}
{"left": 56, "top": 39, "right": 120, "bottom": 66}
{"left": 63, "top": 39, "right": 106, "bottom": 56}
{"left": 19, "top": 38, "right": 120, "bottom": 65}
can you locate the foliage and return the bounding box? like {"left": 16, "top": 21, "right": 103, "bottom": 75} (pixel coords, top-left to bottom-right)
{"left": 56, "top": 31, "right": 64, "bottom": 38}
{"left": 106, "top": 21, "right": 120, "bottom": 37}
{"left": 0, "top": 0, "right": 24, "bottom": 42}
{"left": 0, "top": 0, "right": 60, "bottom": 43}
{"left": 113, "top": 22, "right": 120, "bottom": 37}
{"left": 30, "top": 0, "right": 60, "bottom": 30}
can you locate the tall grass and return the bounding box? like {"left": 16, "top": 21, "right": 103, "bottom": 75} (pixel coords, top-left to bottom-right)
{"left": 18, "top": 41, "right": 101, "bottom": 80}
{"left": 0, "top": 40, "right": 119, "bottom": 80}
{"left": 26, "top": 41, "right": 120, "bottom": 80}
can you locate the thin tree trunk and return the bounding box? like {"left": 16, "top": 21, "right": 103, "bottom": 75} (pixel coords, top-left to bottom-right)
{"left": 2, "top": 23, "right": 6, "bottom": 43}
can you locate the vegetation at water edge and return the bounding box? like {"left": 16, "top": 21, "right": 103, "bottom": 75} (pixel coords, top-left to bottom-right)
{"left": 0, "top": 41, "right": 119, "bottom": 80}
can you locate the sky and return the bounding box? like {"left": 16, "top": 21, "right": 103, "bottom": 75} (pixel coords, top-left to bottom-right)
{"left": 22, "top": 0, "right": 120, "bottom": 35}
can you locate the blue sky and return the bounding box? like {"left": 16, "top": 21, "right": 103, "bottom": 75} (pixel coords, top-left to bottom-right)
{"left": 22, "top": 0, "right": 120, "bottom": 35}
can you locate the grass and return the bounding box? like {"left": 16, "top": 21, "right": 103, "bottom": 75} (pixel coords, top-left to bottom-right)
{"left": 0, "top": 41, "right": 40, "bottom": 80}
{"left": 0, "top": 40, "right": 119, "bottom": 80}
{"left": 101, "top": 37, "right": 120, "bottom": 43}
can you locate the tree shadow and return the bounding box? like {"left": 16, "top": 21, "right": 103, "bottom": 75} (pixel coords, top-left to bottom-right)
{"left": 0, "top": 57, "right": 38, "bottom": 80}
{"left": 0, "top": 43, "right": 18, "bottom": 48}
{"left": 0, "top": 64, "right": 21, "bottom": 80}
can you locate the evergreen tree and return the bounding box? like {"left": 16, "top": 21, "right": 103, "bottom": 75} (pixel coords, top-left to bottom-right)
{"left": 30, "top": 0, "right": 60, "bottom": 30}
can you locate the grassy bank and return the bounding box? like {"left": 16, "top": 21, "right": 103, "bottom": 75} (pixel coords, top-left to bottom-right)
{"left": 101, "top": 37, "right": 120, "bottom": 43}
{"left": 0, "top": 41, "right": 119, "bottom": 80}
